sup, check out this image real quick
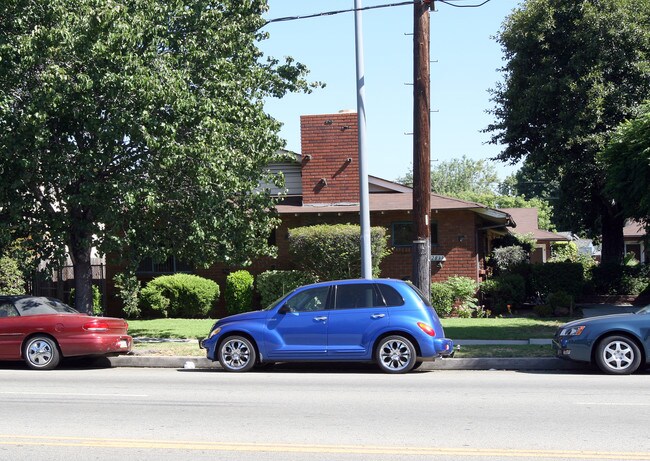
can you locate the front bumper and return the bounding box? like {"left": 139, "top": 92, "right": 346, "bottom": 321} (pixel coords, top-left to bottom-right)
{"left": 552, "top": 336, "right": 592, "bottom": 364}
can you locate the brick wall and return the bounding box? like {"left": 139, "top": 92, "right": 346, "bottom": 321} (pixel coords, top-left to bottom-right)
{"left": 300, "top": 112, "right": 360, "bottom": 205}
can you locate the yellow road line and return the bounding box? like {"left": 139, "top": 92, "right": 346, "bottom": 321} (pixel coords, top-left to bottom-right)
{"left": 0, "top": 435, "right": 649, "bottom": 460}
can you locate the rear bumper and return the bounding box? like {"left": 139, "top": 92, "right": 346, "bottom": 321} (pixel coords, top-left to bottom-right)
{"left": 434, "top": 338, "right": 454, "bottom": 356}
{"left": 60, "top": 335, "right": 132, "bottom": 358}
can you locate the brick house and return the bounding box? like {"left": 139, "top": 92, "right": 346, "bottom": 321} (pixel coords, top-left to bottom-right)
{"left": 106, "top": 111, "right": 521, "bottom": 316}
{"left": 501, "top": 208, "right": 568, "bottom": 263}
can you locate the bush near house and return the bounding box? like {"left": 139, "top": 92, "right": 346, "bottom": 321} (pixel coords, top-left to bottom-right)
{"left": 480, "top": 274, "right": 526, "bottom": 315}
{"left": 114, "top": 272, "right": 141, "bottom": 319}
{"left": 256, "top": 270, "right": 318, "bottom": 307}
{"left": 531, "top": 262, "right": 585, "bottom": 298}
{"left": 430, "top": 282, "right": 454, "bottom": 317}
{"left": 0, "top": 255, "right": 24, "bottom": 295}
{"left": 139, "top": 274, "right": 219, "bottom": 319}
{"left": 224, "top": 270, "right": 254, "bottom": 315}
{"left": 288, "top": 224, "right": 390, "bottom": 280}
{"left": 587, "top": 263, "right": 650, "bottom": 296}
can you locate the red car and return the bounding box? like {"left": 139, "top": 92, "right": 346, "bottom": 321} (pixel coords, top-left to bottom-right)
{"left": 0, "top": 296, "right": 132, "bottom": 369}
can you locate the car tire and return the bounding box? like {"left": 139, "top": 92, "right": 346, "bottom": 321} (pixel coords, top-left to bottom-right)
{"left": 23, "top": 336, "right": 61, "bottom": 370}
{"left": 595, "top": 335, "right": 642, "bottom": 375}
{"left": 218, "top": 336, "right": 257, "bottom": 372}
{"left": 376, "top": 335, "right": 416, "bottom": 374}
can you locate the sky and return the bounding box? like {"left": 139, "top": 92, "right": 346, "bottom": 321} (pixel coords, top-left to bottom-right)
{"left": 259, "top": 0, "right": 523, "bottom": 183}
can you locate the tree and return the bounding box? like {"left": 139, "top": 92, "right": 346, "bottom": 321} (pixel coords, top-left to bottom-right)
{"left": 398, "top": 155, "right": 500, "bottom": 196}
{"left": 0, "top": 0, "right": 315, "bottom": 313}
{"left": 486, "top": 0, "right": 650, "bottom": 264}
{"left": 602, "top": 102, "right": 650, "bottom": 231}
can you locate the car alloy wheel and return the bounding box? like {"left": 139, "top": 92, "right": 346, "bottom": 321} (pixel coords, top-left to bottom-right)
{"left": 376, "top": 335, "right": 416, "bottom": 374}
{"left": 23, "top": 336, "right": 61, "bottom": 370}
{"left": 218, "top": 336, "right": 257, "bottom": 372}
{"left": 595, "top": 335, "right": 641, "bottom": 375}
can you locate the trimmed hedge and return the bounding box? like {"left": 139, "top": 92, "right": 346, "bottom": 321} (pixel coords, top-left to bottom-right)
{"left": 288, "top": 224, "right": 390, "bottom": 280}
{"left": 256, "top": 270, "right": 318, "bottom": 307}
{"left": 225, "top": 270, "right": 254, "bottom": 315}
{"left": 588, "top": 263, "right": 650, "bottom": 296}
{"left": 531, "top": 262, "right": 585, "bottom": 298}
{"left": 139, "top": 274, "right": 219, "bottom": 318}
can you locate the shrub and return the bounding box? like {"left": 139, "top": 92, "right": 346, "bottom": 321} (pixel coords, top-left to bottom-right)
{"left": 589, "top": 263, "right": 649, "bottom": 296}
{"left": 430, "top": 282, "right": 454, "bottom": 317}
{"left": 533, "top": 304, "right": 554, "bottom": 318}
{"left": 547, "top": 290, "right": 572, "bottom": 309}
{"left": 480, "top": 274, "right": 526, "bottom": 315}
{"left": 491, "top": 246, "right": 529, "bottom": 274}
{"left": 454, "top": 305, "right": 473, "bottom": 318}
{"left": 114, "top": 272, "right": 141, "bottom": 319}
{"left": 70, "top": 285, "right": 103, "bottom": 315}
{"left": 288, "top": 224, "right": 390, "bottom": 280}
{"left": 139, "top": 274, "right": 219, "bottom": 318}
{"left": 225, "top": 270, "right": 254, "bottom": 315}
{"left": 531, "top": 262, "right": 585, "bottom": 298}
{"left": 0, "top": 255, "right": 24, "bottom": 295}
{"left": 446, "top": 276, "right": 478, "bottom": 309}
{"left": 256, "top": 270, "right": 318, "bottom": 307}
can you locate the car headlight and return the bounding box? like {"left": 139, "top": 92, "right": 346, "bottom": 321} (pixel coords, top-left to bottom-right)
{"left": 560, "top": 325, "right": 585, "bottom": 336}
{"left": 208, "top": 327, "right": 222, "bottom": 339}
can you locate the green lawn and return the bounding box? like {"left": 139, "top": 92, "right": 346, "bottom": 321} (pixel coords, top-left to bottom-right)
{"left": 127, "top": 316, "right": 567, "bottom": 341}
{"left": 127, "top": 317, "right": 565, "bottom": 358}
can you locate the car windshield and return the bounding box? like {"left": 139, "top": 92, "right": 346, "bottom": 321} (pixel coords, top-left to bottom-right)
{"left": 263, "top": 288, "right": 299, "bottom": 311}
{"left": 14, "top": 297, "right": 79, "bottom": 316}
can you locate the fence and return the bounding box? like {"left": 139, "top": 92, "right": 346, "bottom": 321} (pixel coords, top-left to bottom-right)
{"left": 31, "top": 260, "right": 106, "bottom": 312}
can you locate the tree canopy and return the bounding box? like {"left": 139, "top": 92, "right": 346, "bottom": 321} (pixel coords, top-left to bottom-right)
{"left": 0, "top": 0, "right": 315, "bottom": 312}
{"left": 602, "top": 102, "right": 650, "bottom": 231}
{"left": 487, "top": 0, "right": 650, "bottom": 264}
{"left": 397, "top": 156, "right": 555, "bottom": 231}
{"left": 398, "top": 155, "right": 500, "bottom": 196}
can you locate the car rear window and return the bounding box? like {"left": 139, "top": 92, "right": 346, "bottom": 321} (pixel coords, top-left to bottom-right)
{"left": 14, "top": 297, "right": 78, "bottom": 316}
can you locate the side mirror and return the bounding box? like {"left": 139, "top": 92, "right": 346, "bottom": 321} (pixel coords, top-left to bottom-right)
{"left": 278, "top": 304, "right": 291, "bottom": 314}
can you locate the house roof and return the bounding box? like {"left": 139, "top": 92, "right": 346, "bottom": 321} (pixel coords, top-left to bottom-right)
{"left": 277, "top": 192, "right": 515, "bottom": 226}
{"left": 500, "top": 208, "right": 568, "bottom": 242}
{"left": 624, "top": 220, "right": 646, "bottom": 238}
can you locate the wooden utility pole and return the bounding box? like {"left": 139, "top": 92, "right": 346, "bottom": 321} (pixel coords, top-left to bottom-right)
{"left": 412, "top": 0, "right": 431, "bottom": 298}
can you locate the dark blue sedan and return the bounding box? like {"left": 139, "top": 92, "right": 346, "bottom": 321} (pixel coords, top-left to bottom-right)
{"left": 553, "top": 305, "right": 650, "bottom": 374}
{"left": 200, "top": 279, "right": 453, "bottom": 373}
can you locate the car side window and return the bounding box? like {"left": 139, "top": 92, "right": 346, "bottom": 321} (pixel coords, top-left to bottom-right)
{"left": 0, "top": 303, "right": 19, "bottom": 317}
{"left": 284, "top": 287, "right": 330, "bottom": 312}
{"left": 376, "top": 284, "right": 405, "bottom": 307}
{"left": 335, "top": 284, "right": 384, "bottom": 309}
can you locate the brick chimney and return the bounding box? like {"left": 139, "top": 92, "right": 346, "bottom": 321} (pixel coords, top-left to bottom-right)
{"left": 300, "top": 111, "right": 360, "bottom": 205}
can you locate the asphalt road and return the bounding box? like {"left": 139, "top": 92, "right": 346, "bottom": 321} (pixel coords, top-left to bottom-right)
{"left": 1, "top": 365, "right": 650, "bottom": 461}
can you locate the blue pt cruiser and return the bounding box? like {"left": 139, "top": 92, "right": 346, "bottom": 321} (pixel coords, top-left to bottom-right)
{"left": 201, "top": 279, "right": 454, "bottom": 373}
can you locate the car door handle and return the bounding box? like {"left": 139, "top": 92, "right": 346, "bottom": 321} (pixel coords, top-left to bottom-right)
{"left": 314, "top": 316, "right": 327, "bottom": 322}
{"left": 371, "top": 314, "right": 385, "bottom": 319}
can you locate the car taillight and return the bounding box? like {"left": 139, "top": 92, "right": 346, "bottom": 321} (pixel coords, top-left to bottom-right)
{"left": 417, "top": 322, "right": 436, "bottom": 337}
{"left": 83, "top": 322, "right": 110, "bottom": 332}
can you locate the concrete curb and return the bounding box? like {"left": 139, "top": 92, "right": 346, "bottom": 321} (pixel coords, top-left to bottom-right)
{"left": 108, "top": 355, "right": 588, "bottom": 372}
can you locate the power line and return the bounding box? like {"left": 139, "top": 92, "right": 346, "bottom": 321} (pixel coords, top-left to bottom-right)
{"left": 438, "top": 0, "right": 492, "bottom": 7}
{"left": 265, "top": 1, "right": 416, "bottom": 26}
{"left": 264, "top": 0, "right": 492, "bottom": 27}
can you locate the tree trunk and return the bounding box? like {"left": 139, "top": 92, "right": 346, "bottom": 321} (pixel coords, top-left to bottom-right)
{"left": 69, "top": 222, "right": 94, "bottom": 315}
{"left": 600, "top": 205, "right": 625, "bottom": 265}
